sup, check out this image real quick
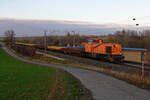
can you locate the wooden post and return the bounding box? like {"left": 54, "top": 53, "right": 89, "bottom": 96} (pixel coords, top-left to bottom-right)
{"left": 141, "top": 51, "right": 145, "bottom": 77}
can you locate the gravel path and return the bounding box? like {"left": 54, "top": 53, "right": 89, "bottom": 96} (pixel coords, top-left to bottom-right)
{"left": 2, "top": 46, "right": 150, "bottom": 100}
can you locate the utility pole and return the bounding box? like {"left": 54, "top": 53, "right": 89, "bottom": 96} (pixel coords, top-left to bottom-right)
{"left": 44, "top": 30, "right": 47, "bottom": 53}
{"left": 72, "top": 31, "right": 76, "bottom": 47}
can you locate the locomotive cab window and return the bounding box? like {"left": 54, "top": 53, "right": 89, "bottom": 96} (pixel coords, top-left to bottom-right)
{"left": 106, "top": 46, "right": 112, "bottom": 54}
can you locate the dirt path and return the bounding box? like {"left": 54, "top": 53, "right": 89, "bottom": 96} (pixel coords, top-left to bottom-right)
{"left": 47, "top": 70, "right": 58, "bottom": 100}
{"left": 2, "top": 46, "right": 150, "bottom": 100}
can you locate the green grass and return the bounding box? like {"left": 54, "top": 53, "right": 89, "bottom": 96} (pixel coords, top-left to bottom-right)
{"left": 0, "top": 48, "right": 92, "bottom": 100}
{"left": 0, "top": 48, "right": 56, "bottom": 100}
{"left": 52, "top": 70, "right": 92, "bottom": 100}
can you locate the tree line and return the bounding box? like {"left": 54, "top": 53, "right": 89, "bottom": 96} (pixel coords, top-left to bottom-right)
{"left": 106, "top": 30, "right": 150, "bottom": 48}
{"left": 3, "top": 29, "right": 150, "bottom": 49}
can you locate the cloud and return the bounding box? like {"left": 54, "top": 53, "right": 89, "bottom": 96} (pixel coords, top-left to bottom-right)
{"left": 0, "top": 18, "right": 149, "bottom": 37}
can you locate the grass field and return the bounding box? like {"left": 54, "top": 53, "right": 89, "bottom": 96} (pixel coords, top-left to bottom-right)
{"left": 0, "top": 48, "right": 56, "bottom": 100}
{"left": 0, "top": 48, "right": 91, "bottom": 100}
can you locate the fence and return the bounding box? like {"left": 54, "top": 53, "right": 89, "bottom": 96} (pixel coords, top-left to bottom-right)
{"left": 122, "top": 48, "right": 148, "bottom": 77}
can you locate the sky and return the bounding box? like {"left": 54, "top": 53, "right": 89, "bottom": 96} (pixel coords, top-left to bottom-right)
{"left": 1, "top": 0, "right": 150, "bottom": 26}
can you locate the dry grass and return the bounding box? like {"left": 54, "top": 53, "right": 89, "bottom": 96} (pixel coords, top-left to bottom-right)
{"left": 94, "top": 68, "right": 150, "bottom": 89}
{"left": 123, "top": 50, "right": 148, "bottom": 63}
{"left": 0, "top": 38, "right": 4, "bottom": 42}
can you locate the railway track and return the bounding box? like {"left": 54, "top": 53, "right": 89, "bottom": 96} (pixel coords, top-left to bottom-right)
{"left": 124, "top": 61, "right": 150, "bottom": 72}
{"left": 37, "top": 49, "right": 150, "bottom": 76}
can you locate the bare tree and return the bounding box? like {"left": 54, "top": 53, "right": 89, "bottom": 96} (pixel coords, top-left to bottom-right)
{"left": 4, "top": 30, "right": 16, "bottom": 47}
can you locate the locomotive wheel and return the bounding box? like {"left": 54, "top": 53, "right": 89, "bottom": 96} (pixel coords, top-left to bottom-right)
{"left": 109, "top": 57, "right": 114, "bottom": 63}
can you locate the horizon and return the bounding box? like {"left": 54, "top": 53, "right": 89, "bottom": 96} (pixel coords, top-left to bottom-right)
{"left": 1, "top": 17, "right": 149, "bottom": 27}
{"left": 0, "top": 17, "right": 150, "bottom": 37}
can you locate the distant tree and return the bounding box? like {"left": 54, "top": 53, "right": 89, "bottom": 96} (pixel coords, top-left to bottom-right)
{"left": 106, "top": 29, "right": 150, "bottom": 48}
{"left": 66, "top": 32, "right": 71, "bottom": 46}
{"left": 4, "top": 30, "right": 16, "bottom": 46}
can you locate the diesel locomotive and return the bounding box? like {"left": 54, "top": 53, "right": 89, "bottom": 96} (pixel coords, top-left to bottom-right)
{"left": 15, "top": 39, "right": 124, "bottom": 63}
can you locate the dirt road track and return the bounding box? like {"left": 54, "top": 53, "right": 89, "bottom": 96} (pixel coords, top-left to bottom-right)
{"left": 2, "top": 46, "right": 150, "bottom": 100}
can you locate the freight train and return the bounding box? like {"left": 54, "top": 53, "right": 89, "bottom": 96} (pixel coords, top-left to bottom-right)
{"left": 15, "top": 39, "right": 124, "bottom": 63}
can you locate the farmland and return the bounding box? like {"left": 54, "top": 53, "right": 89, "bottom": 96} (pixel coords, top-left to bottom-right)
{"left": 0, "top": 48, "right": 91, "bottom": 100}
